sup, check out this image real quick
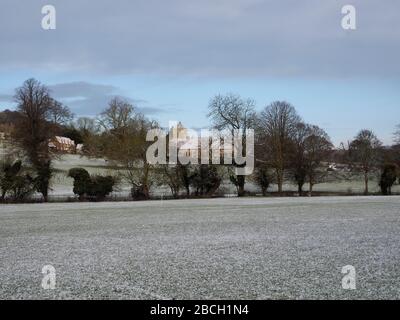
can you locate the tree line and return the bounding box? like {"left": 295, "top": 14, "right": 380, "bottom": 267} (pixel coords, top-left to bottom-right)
{"left": 1, "top": 79, "right": 399, "bottom": 202}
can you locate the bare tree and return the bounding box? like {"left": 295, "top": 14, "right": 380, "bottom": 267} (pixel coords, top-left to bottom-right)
{"left": 303, "top": 125, "right": 333, "bottom": 195}
{"left": 157, "top": 165, "right": 184, "bottom": 198}
{"left": 123, "top": 115, "right": 158, "bottom": 200}
{"left": 67, "top": 117, "right": 101, "bottom": 156}
{"left": 13, "top": 78, "right": 54, "bottom": 201}
{"left": 98, "top": 97, "right": 134, "bottom": 133}
{"left": 76, "top": 117, "right": 98, "bottom": 135}
{"left": 97, "top": 98, "right": 157, "bottom": 199}
{"left": 252, "top": 165, "right": 272, "bottom": 196}
{"left": 257, "top": 101, "right": 301, "bottom": 194}
{"left": 290, "top": 122, "right": 310, "bottom": 195}
{"left": 207, "top": 93, "right": 256, "bottom": 196}
{"left": 48, "top": 99, "right": 74, "bottom": 125}
{"left": 348, "top": 129, "right": 382, "bottom": 195}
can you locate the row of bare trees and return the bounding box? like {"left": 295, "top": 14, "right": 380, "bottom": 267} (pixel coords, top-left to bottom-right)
{"left": 76, "top": 97, "right": 226, "bottom": 200}
{"left": 208, "top": 93, "right": 399, "bottom": 196}
{"left": 2, "top": 79, "right": 399, "bottom": 201}
{"left": 208, "top": 95, "right": 334, "bottom": 196}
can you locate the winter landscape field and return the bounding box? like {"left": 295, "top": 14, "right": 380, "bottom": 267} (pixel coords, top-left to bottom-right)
{"left": 1, "top": 196, "right": 399, "bottom": 300}
{"left": 49, "top": 155, "right": 400, "bottom": 198}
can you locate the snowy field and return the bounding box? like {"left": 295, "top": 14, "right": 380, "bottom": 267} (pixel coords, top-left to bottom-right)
{"left": 1, "top": 196, "right": 400, "bottom": 299}
{"left": 50, "top": 155, "right": 400, "bottom": 198}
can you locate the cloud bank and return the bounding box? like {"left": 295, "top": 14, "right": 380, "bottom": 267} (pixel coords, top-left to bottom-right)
{"left": 0, "top": 0, "right": 398, "bottom": 78}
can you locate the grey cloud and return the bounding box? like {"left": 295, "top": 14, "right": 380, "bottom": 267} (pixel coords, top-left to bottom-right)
{"left": 0, "top": 0, "right": 399, "bottom": 77}
{"left": 0, "top": 81, "right": 167, "bottom": 116}
{"left": 48, "top": 81, "right": 165, "bottom": 116}
{"left": 67, "top": 96, "right": 163, "bottom": 116}
{"left": 47, "top": 82, "right": 119, "bottom": 115}
{"left": 48, "top": 82, "right": 117, "bottom": 99}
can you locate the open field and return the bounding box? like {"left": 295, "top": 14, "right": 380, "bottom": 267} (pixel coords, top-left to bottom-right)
{"left": 49, "top": 155, "right": 400, "bottom": 198}
{"left": 1, "top": 196, "right": 400, "bottom": 299}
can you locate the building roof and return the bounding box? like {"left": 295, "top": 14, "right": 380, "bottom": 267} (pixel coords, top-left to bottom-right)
{"left": 54, "top": 136, "right": 75, "bottom": 146}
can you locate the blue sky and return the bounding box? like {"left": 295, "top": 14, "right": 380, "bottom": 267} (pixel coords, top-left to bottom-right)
{"left": 0, "top": 0, "right": 399, "bottom": 146}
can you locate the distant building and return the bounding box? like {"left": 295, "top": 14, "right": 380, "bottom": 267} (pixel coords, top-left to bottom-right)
{"left": 76, "top": 143, "right": 84, "bottom": 153}
{"left": 169, "top": 122, "right": 234, "bottom": 161}
{"left": 48, "top": 136, "right": 76, "bottom": 153}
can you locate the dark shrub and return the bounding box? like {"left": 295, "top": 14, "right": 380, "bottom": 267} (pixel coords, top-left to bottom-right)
{"left": 34, "top": 160, "right": 52, "bottom": 202}
{"left": 379, "top": 163, "right": 398, "bottom": 195}
{"left": 68, "top": 168, "right": 91, "bottom": 200}
{"left": 11, "top": 174, "right": 34, "bottom": 201}
{"left": 68, "top": 168, "right": 115, "bottom": 201}
{"left": 254, "top": 167, "right": 271, "bottom": 196}
{"left": 62, "top": 127, "right": 84, "bottom": 145}
{"left": 191, "top": 165, "right": 221, "bottom": 196}
{"left": 1, "top": 160, "right": 21, "bottom": 199}
{"left": 131, "top": 185, "right": 150, "bottom": 200}
{"left": 0, "top": 159, "right": 34, "bottom": 201}
{"left": 88, "top": 175, "right": 115, "bottom": 200}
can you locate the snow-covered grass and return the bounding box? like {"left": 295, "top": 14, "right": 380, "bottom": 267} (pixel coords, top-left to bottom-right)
{"left": 52, "top": 154, "right": 119, "bottom": 171}
{"left": 1, "top": 196, "right": 400, "bottom": 299}
{"left": 50, "top": 154, "right": 126, "bottom": 196}
{"left": 49, "top": 154, "right": 400, "bottom": 197}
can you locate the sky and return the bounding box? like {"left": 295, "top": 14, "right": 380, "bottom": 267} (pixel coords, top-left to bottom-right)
{"left": 0, "top": 0, "right": 399, "bottom": 146}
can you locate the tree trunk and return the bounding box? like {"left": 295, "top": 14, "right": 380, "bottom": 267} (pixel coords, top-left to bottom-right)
{"left": 261, "top": 187, "right": 267, "bottom": 197}
{"left": 298, "top": 183, "right": 303, "bottom": 196}
{"left": 170, "top": 185, "right": 179, "bottom": 198}
{"left": 237, "top": 175, "right": 245, "bottom": 197}
{"left": 142, "top": 184, "right": 150, "bottom": 199}
{"left": 309, "top": 181, "right": 313, "bottom": 197}
{"left": 364, "top": 171, "right": 369, "bottom": 195}
{"left": 276, "top": 168, "right": 283, "bottom": 195}
{"left": 185, "top": 186, "right": 190, "bottom": 197}
{"left": 141, "top": 163, "right": 151, "bottom": 200}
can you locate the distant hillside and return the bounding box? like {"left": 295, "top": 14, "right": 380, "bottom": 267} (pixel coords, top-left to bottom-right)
{"left": 0, "top": 109, "right": 21, "bottom": 125}
{"left": 0, "top": 109, "right": 67, "bottom": 136}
